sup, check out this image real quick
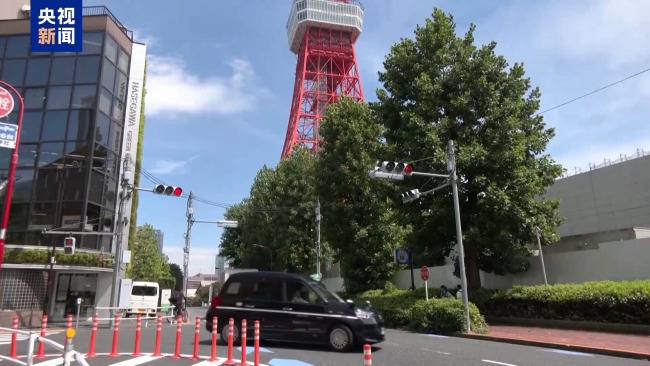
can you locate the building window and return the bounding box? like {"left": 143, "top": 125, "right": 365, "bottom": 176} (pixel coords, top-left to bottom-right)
{"left": 114, "top": 71, "right": 128, "bottom": 101}
{"left": 50, "top": 57, "right": 75, "bottom": 85}
{"left": 74, "top": 56, "right": 101, "bottom": 84}
{"left": 71, "top": 84, "right": 97, "bottom": 109}
{"left": 82, "top": 32, "right": 104, "bottom": 55}
{"left": 0, "top": 37, "right": 7, "bottom": 57}
{"left": 20, "top": 111, "right": 43, "bottom": 143}
{"left": 5, "top": 36, "right": 29, "bottom": 58}
{"left": 63, "top": 140, "right": 91, "bottom": 168}
{"left": 33, "top": 168, "right": 63, "bottom": 201}
{"left": 1, "top": 59, "right": 26, "bottom": 86}
{"left": 88, "top": 171, "right": 104, "bottom": 205}
{"left": 103, "top": 176, "right": 116, "bottom": 208}
{"left": 67, "top": 109, "right": 94, "bottom": 141}
{"left": 17, "top": 144, "right": 37, "bottom": 167}
{"left": 38, "top": 142, "right": 65, "bottom": 168}
{"left": 117, "top": 48, "right": 130, "bottom": 73}
{"left": 95, "top": 112, "right": 111, "bottom": 147}
{"left": 25, "top": 58, "right": 51, "bottom": 86}
{"left": 46, "top": 86, "right": 72, "bottom": 110}
{"left": 13, "top": 169, "right": 35, "bottom": 202}
{"left": 101, "top": 60, "right": 116, "bottom": 92}
{"left": 98, "top": 88, "right": 112, "bottom": 115}
{"left": 24, "top": 88, "right": 46, "bottom": 109}
{"left": 62, "top": 169, "right": 87, "bottom": 201}
{"left": 109, "top": 123, "right": 122, "bottom": 153}
{"left": 42, "top": 111, "right": 68, "bottom": 141}
{"left": 8, "top": 203, "right": 29, "bottom": 230}
{"left": 30, "top": 202, "right": 57, "bottom": 228}
{"left": 112, "top": 97, "right": 124, "bottom": 121}
{"left": 104, "top": 36, "right": 118, "bottom": 64}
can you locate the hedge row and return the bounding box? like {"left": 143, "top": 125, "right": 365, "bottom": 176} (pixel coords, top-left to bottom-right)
{"left": 3, "top": 248, "right": 114, "bottom": 268}
{"left": 471, "top": 280, "right": 650, "bottom": 324}
{"left": 353, "top": 283, "right": 488, "bottom": 334}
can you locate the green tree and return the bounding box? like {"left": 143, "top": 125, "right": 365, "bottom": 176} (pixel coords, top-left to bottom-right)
{"left": 316, "top": 97, "right": 410, "bottom": 294}
{"left": 169, "top": 263, "right": 184, "bottom": 290}
{"left": 374, "top": 8, "right": 564, "bottom": 289}
{"left": 131, "top": 224, "right": 170, "bottom": 281}
{"left": 189, "top": 282, "right": 222, "bottom": 306}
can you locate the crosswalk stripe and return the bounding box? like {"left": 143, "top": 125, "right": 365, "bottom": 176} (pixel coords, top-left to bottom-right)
{"left": 109, "top": 355, "right": 163, "bottom": 366}
{"left": 33, "top": 358, "right": 64, "bottom": 366}
{"left": 12, "top": 353, "right": 270, "bottom": 366}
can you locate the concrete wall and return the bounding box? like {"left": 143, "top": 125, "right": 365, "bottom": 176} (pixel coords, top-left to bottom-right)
{"left": 0, "top": 0, "right": 27, "bottom": 20}
{"left": 546, "top": 155, "right": 650, "bottom": 237}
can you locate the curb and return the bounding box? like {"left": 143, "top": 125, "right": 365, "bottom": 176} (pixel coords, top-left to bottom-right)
{"left": 453, "top": 333, "right": 650, "bottom": 361}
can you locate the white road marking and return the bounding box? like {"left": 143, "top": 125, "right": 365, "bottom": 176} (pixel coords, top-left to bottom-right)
{"left": 543, "top": 349, "right": 593, "bottom": 357}
{"left": 420, "top": 348, "right": 451, "bottom": 355}
{"left": 32, "top": 358, "right": 64, "bottom": 366}
{"left": 109, "top": 355, "right": 163, "bottom": 366}
{"left": 17, "top": 353, "right": 269, "bottom": 366}
{"left": 482, "top": 360, "right": 518, "bottom": 366}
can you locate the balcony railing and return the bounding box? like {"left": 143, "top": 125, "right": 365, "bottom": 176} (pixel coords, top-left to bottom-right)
{"left": 83, "top": 6, "right": 134, "bottom": 41}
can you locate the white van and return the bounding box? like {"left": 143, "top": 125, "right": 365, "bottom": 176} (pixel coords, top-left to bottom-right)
{"left": 126, "top": 281, "right": 160, "bottom": 318}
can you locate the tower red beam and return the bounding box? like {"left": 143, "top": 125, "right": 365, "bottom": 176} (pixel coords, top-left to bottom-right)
{"left": 281, "top": 0, "right": 365, "bottom": 158}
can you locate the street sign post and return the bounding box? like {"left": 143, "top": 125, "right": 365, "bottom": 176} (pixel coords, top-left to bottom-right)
{"left": 0, "top": 87, "right": 15, "bottom": 118}
{"left": 394, "top": 248, "right": 410, "bottom": 265}
{"left": 420, "top": 266, "right": 430, "bottom": 300}
{"left": 0, "top": 123, "right": 18, "bottom": 149}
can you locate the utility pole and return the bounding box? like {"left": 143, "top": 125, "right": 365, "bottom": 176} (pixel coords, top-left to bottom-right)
{"left": 448, "top": 140, "right": 471, "bottom": 334}
{"left": 182, "top": 191, "right": 194, "bottom": 297}
{"left": 109, "top": 159, "right": 132, "bottom": 315}
{"left": 534, "top": 226, "right": 548, "bottom": 285}
{"left": 315, "top": 200, "right": 321, "bottom": 277}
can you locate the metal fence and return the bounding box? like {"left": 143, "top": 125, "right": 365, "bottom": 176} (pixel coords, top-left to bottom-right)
{"left": 558, "top": 148, "right": 649, "bottom": 179}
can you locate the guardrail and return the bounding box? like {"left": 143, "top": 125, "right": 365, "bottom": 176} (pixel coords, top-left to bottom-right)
{"left": 0, "top": 324, "right": 89, "bottom": 366}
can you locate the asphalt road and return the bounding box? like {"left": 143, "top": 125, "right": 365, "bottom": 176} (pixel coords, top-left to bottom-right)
{"left": 1, "top": 308, "right": 647, "bottom": 366}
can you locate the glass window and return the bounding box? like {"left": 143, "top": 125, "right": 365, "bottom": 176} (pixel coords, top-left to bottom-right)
{"left": 50, "top": 57, "right": 75, "bottom": 85}
{"left": 0, "top": 37, "right": 6, "bottom": 57}
{"left": 33, "top": 169, "right": 64, "bottom": 201}
{"left": 89, "top": 170, "right": 104, "bottom": 204}
{"left": 71, "top": 85, "right": 97, "bottom": 109}
{"left": 41, "top": 110, "right": 68, "bottom": 141}
{"left": 38, "top": 142, "right": 65, "bottom": 168}
{"left": 117, "top": 49, "right": 130, "bottom": 73}
{"left": 101, "top": 60, "right": 116, "bottom": 92}
{"left": 112, "top": 97, "right": 124, "bottom": 120}
{"left": 17, "top": 144, "right": 37, "bottom": 167}
{"left": 46, "top": 86, "right": 71, "bottom": 109}
{"left": 1, "top": 59, "right": 26, "bottom": 86}
{"left": 8, "top": 203, "right": 29, "bottom": 231}
{"left": 25, "top": 58, "right": 51, "bottom": 86}
{"left": 109, "top": 122, "right": 122, "bottom": 153}
{"left": 30, "top": 202, "right": 57, "bottom": 229}
{"left": 105, "top": 151, "right": 118, "bottom": 177}
{"left": 104, "top": 36, "right": 118, "bottom": 64}
{"left": 5, "top": 36, "right": 29, "bottom": 58}
{"left": 24, "top": 88, "right": 46, "bottom": 109}
{"left": 13, "top": 169, "right": 35, "bottom": 202}
{"left": 67, "top": 109, "right": 94, "bottom": 141}
{"left": 98, "top": 88, "right": 112, "bottom": 115}
{"left": 85, "top": 202, "right": 101, "bottom": 232}
{"left": 92, "top": 143, "right": 107, "bottom": 170}
{"left": 74, "top": 56, "right": 100, "bottom": 84}
{"left": 20, "top": 111, "right": 43, "bottom": 142}
{"left": 63, "top": 141, "right": 91, "bottom": 167}
{"left": 62, "top": 168, "right": 87, "bottom": 201}
{"left": 82, "top": 32, "right": 103, "bottom": 55}
{"left": 94, "top": 113, "right": 110, "bottom": 147}
{"left": 103, "top": 176, "right": 117, "bottom": 208}
{"left": 114, "top": 71, "right": 128, "bottom": 101}
{"left": 0, "top": 147, "right": 10, "bottom": 170}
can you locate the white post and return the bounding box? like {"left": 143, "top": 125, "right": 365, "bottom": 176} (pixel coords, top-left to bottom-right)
{"left": 424, "top": 280, "right": 429, "bottom": 301}
{"left": 26, "top": 332, "right": 37, "bottom": 366}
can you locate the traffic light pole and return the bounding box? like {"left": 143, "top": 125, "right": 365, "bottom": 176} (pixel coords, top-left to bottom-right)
{"left": 182, "top": 192, "right": 194, "bottom": 297}
{"left": 109, "top": 168, "right": 132, "bottom": 317}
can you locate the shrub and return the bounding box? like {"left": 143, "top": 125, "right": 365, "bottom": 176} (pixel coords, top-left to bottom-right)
{"left": 409, "top": 298, "right": 488, "bottom": 334}
{"left": 477, "top": 280, "right": 650, "bottom": 324}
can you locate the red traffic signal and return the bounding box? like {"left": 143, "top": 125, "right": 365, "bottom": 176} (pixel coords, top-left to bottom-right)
{"left": 154, "top": 184, "right": 183, "bottom": 197}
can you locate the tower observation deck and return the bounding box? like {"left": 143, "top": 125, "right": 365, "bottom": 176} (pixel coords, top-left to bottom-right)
{"left": 281, "top": 0, "right": 365, "bottom": 158}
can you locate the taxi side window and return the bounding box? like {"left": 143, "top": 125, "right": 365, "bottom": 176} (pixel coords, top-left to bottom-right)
{"left": 249, "top": 278, "right": 283, "bottom": 302}
{"left": 285, "top": 280, "right": 319, "bottom": 304}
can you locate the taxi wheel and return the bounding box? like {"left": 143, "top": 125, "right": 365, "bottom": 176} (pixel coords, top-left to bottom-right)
{"left": 327, "top": 324, "right": 353, "bottom": 352}
{"left": 220, "top": 321, "right": 240, "bottom": 345}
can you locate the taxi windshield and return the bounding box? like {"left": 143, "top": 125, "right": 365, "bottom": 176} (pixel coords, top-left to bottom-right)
{"left": 309, "top": 281, "right": 345, "bottom": 303}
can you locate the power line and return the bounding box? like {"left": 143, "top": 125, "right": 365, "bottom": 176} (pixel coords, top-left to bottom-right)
{"left": 536, "top": 67, "right": 650, "bottom": 116}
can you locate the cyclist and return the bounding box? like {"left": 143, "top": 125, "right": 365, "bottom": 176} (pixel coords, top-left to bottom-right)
{"left": 170, "top": 288, "right": 186, "bottom": 318}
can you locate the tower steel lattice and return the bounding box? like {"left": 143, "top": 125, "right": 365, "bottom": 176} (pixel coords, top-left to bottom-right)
{"left": 281, "top": 0, "right": 365, "bottom": 158}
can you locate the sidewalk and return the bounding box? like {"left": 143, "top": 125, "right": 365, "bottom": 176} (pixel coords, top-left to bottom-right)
{"left": 456, "top": 325, "right": 650, "bottom": 360}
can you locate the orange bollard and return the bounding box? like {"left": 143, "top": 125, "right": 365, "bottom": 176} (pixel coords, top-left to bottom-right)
{"left": 190, "top": 316, "right": 201, "bottom": 360}
{"left": 171, "top": 315, "right": 183, "bottom": 359}
{"left": 209, "top": 316, "right": 218, "bottom": 362}
{"left": 131, "top": 314, "right": 143, "bottom": 356}
{"left": 364, "top": 344, "right": 372, "bottom": 365}
{"left": 238, "top": 319, "right": 248, "bottom": 366}
{"left": 108, "top": 313, "right": 121, "bottom": 357}
{"left": 35, "top": 315, "right": 48, "bottom": 359}
{"left": 9, "top": 316, "right": 18, "bottom": 359}
{"left": 66, "top": 314, "right": 73, "bottom": 331}
{"left": 222, "top": 318, "right": 236, "bottom": 365}
{"left": 86, "top": 313, "right": 98, "bottom": 357}
{"left": 254, "top": 320, "right": 260, "bottom": 366}
{"left": 152, "top": 314, "right": 163, "bottom": 357}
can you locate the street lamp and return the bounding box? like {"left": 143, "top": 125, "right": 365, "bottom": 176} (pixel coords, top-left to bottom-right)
{"left": 0, "top": 81, "right": 25, "bottom": 272}
{"left": 253, "top": 244, "right": 273, "bottom": 271}
{"left": 533, "top": 226, "right": 548, "bottom": 285}
{"left": 369, "top": 140, "right": 472, "bottom": 334}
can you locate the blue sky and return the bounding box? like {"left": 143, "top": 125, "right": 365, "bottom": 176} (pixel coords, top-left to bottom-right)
{"left": 84, "top": 0, "right": 650, "bottom": 275}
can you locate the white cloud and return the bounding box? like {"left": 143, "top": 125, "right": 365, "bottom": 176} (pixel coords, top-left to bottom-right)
{"left": 164, "top": 245, "right": 219, "bottom": 277}
{"left": 144, "top": 56, "right": 268, "bottom": 117}
{"left": 555, "top": 137, "right": 650, "bottom": 177}
{"left": 131, "top": 28, "right": 158, "bottom": 48}
{"left": 147, "top": 157, "right": 195, "bottom": 175}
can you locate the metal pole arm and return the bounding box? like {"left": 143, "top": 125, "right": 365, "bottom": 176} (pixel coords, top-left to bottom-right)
{"left": 411, "top": 171, "right": 451, "bottom": 179}
{"left": 421, "top": 182, "right": 451, "bottom": 196}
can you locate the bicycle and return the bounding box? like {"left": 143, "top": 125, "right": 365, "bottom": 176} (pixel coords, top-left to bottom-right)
{"left": 172, "top": 305, "right": 189, "bottom": 323}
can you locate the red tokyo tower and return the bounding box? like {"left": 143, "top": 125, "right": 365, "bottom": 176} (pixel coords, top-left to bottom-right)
{"left": 281, "top": 0, "right": 365, "bottom": 158}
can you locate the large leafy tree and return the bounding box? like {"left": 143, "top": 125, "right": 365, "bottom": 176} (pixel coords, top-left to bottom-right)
{"left": 131, "top": 224, "right": 171, "bottom": 281}
{"left": 169, "top": 263, "right": 183, "bottom": 290}
{"left": 316, "top": 97, "right": 410, "bottom": 294}
{"left": 219, "top": 148, "right": 320, "bottom": 273}
{"left": 374, "top": 8, "right": 564, "bottom": 289}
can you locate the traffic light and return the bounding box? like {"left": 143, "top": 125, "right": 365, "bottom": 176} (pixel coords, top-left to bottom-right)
{"left": 64, "top": 236, "right": 75, "bottom": 256}
{"left": 153, "top": 184, "right": 183, "bottom": 197}
{"left": 380, "top": 161, "right": 413, "bottom": 176}
{"left": 400, "top": 189, "right": 420, "bottom": 204}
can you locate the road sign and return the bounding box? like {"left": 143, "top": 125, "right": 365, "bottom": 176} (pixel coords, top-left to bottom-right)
{"left": 0, "top": 87, "right": 14, "bottom": 118}
{"left": 0, "top": 122, "right": 18, "bottom": 149}
{"left": 420, "top": 266, "right": 429, "bottom": 281}
{"left": 394, "top": 248, "right": 410, "bottom": 265}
